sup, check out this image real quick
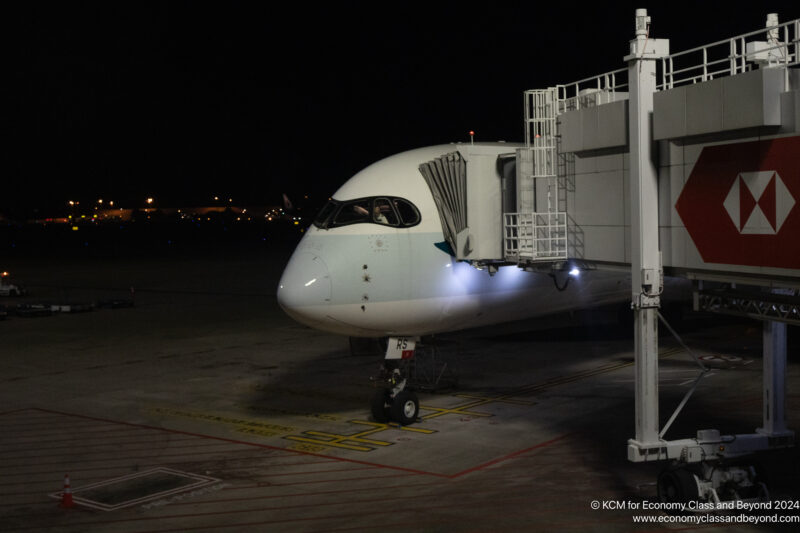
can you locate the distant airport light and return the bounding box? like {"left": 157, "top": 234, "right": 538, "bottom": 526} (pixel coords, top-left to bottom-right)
{"left": 214, "top": 196, "right": 219, "bottom": 201}
{"left": 98, "top": 199, "right": 103, "bottom": 204}
{"left": 109, "top": 201, "right": 114, "bottom": 206}
{"left": 72, "top": 226, "right": 79, "bottom": 231}
{"left": 146, "top": 198, "right": 154, "bottom": 204}
{"left": 69, "top": 200, "right": 75, "bottom": 206}
{"left": 569, "top": 267, "right": 581, "bottom": 277}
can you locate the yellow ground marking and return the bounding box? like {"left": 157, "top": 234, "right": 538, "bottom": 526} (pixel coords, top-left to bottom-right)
{"left": 420, "top": 403, "right": 495, "bottom": 420}
{"left": 350, "top": 420, "right": 435, "bottom": 434}
{"left": 419, "top": 347, "right": 684, "bottom": 421}
{"left": 288, "top": 442, "right": 327, "bottom": 453}
{"left": 236, "top": 427, "right": 285, "bottom": 438}
{"left": 454, "top": 394, "right": 535, "bottom": 406}
{"left": 148, "top": 406, "right": 297, "bottom": 435}
{"left": 285, "top": 419, "right": 436, "bottom": 452}
{"left": 236, "top": 403, "right": 341, "bottom": 422}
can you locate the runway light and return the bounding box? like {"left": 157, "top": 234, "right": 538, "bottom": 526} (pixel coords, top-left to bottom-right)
{"left": 569, "top": 267, "right": 581, "bottom": 277}
{"left": 305, "top": 278, "right": 317, "bottom": 287}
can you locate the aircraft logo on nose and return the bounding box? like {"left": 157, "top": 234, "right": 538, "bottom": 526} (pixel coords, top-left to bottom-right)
{"left": 722, "top": 171, "right": 796, "bottom": 234}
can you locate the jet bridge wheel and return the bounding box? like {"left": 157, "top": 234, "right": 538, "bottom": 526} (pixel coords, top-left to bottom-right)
{"left": 391, "top": 390, "right": 419, "bottom": 425}
{"left": 370, "top": 389, "right": 391, "bottom": 423}
{"left": 657, "top": 467, "right": 699, "bottom": 505}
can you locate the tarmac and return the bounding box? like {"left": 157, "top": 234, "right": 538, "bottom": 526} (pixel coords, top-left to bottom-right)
{"left": 1, "top": 245, "right": 799, "bottom": 532}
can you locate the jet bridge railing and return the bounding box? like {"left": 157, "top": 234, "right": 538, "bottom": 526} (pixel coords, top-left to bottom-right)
{"left": 503, "top": 212, "right": 567, "bottom": 262}
{"left": 659, "top": 17, "right": 799, "bottom": 90}
{"left": 556, "top": 68, "right": 629, "bottom": 112}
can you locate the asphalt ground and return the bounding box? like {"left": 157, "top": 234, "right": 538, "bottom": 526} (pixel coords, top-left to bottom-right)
{"left": 1, "top": 245, "right": 799, "bottom": 532}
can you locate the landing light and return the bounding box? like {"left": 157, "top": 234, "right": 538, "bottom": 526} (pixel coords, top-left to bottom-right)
{"left": 305, "top": 278, "right": 317, "bottom": 287}
{"left": 568, "top": 267, "right": 581, "bottom": 277}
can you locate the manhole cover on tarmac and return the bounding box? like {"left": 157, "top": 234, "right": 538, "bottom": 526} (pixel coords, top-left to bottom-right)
{"left": 49, "top": 467, "right": 220, "bottom": 511}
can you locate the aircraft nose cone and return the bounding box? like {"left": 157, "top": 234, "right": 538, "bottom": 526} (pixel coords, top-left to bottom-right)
{"left": 277, "top": 252, "right": 332, "bottom": 324}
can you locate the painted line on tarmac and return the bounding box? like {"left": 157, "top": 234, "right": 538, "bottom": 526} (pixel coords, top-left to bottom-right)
{"left": 283, "top": 350, "right": 681, "bottom": 453}
{"left": 452, "top": 433, "right": 571, "bottom": 477}
{"left": 28, "top": 408, "right": 454, "bottom": 477}
{"left": 285, "top": 419, "right": 436, "bottom": 452}
{"left": 148, "top": 406, "right": 297, "bottom": 437}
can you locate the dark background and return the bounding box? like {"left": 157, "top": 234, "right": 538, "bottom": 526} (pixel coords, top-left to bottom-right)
{"left": 6, "top": 1, "right": 799, "bottom": 219}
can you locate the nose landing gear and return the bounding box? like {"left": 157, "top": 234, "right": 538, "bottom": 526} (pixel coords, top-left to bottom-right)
{"left": 370, "top": 336, "right": 421, "bottom": 425}
{"left": 370, "top": 365, "right": 420, "bottom": 425}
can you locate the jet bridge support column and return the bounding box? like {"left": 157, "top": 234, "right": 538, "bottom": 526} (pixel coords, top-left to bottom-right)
{"left": 759, "top": 321, "right": 790, "bottom": 437}
{"left": 625, "top": 9, "right": 670, "bottom": 457}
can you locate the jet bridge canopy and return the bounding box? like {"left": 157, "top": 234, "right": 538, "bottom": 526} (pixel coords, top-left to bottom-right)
{"left": 419, "top": 144, "right": 517, "bottom": 262}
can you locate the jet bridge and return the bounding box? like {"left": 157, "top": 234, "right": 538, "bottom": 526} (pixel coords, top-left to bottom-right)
{"left": 420, "top": 9, "right": 800, "bottom": 504}
{"left": 549, "top": 10, "right": 800, "bottom": 504}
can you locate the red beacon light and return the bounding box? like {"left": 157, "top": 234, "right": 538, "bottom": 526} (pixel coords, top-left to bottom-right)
{"left": 469, "top": 130, "right": 475, "bottom": 145}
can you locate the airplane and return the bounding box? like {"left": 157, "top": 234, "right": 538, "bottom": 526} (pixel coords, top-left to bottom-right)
{"left": 276, "top": 142, "right": 684, "bottom": 424}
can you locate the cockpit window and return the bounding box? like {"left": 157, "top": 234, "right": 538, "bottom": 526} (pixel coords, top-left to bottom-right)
{"left": 393, "top": 198, "right": 420, "bottom": 225}
{"left": 313, "top": 196, "right": 420, "bottom": 229}
{"left": 313, "top": 200, "right": 339, "bottom": 227}
{"left": 373, "top": 198, "right": 399, "bottom": 226}
{"left": 333, "top": 199, "right": 371, "bottom": 226}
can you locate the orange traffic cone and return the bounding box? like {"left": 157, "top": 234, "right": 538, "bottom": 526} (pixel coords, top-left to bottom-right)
{"left": 60, "top": 474, "right": 74, "bottom": 508}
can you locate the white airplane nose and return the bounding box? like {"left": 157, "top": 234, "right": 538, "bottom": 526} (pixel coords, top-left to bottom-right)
{"left": 277, "top": 251, "right": 332, "bottom": 325}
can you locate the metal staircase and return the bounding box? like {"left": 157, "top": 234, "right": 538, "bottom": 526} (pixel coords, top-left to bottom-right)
{"left": 504, "top": 88, "right": 568, "bottom": 263}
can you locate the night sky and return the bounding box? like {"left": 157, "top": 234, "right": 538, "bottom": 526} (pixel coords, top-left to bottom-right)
{"left": 6, "top": 1, "right": 799, "bottom": 218}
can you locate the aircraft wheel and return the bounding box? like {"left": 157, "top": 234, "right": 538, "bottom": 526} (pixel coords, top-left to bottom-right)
{"left": 391, "top": 391, "right": 419, "bottom": 425}
{"left": 370, "top": 389, "right": 391, "bottom": 423}
{"left": 657, "top": 467, "right": 699, "bottom": 505}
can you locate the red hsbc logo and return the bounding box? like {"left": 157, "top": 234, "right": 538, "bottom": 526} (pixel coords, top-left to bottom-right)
{"left": 675, "top": 136, "right": 800, "bottom": 269}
